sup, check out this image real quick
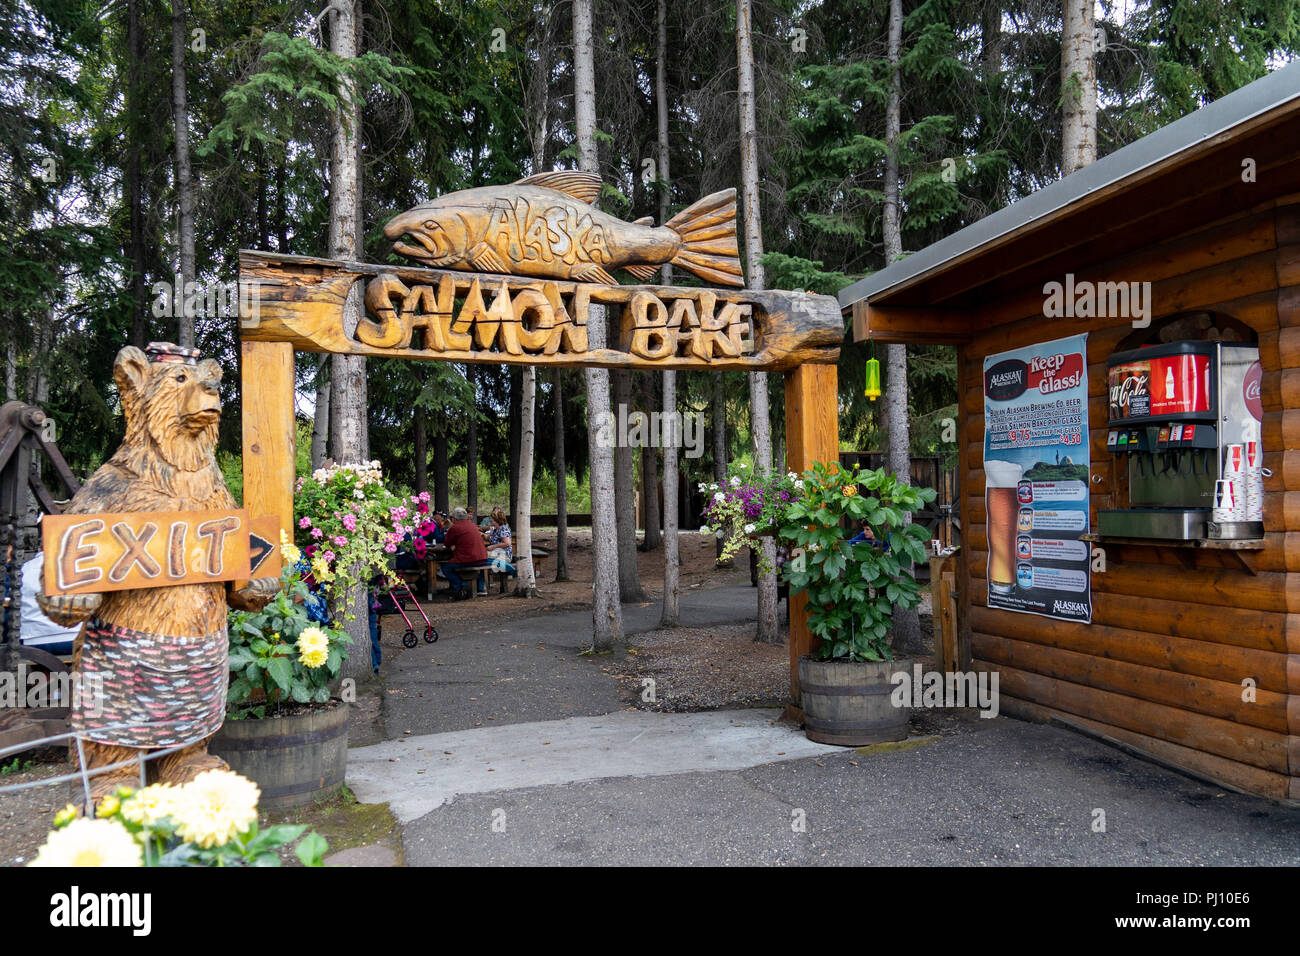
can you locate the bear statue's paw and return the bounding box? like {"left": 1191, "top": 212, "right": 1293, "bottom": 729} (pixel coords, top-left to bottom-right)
{"left": 37, "top": 590, "right": 103, "bottom": 627}
{"left": 228, "top": 575, "right": 282, "bottom": 612}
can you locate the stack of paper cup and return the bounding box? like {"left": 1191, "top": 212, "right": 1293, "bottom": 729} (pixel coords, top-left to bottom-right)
{"left": 1223, "top": 444, "right": 1247, "bottom": 521}
{"left": 1213, "top": 479, "right": 1237, "bottom": 525}
{"left": 1244, "top": 423, "right": 1264, "bottom": 522}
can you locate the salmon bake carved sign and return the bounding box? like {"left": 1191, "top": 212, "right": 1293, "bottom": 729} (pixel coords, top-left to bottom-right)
{"left": 238, "top": 172, "right": 842, "bottom": 371}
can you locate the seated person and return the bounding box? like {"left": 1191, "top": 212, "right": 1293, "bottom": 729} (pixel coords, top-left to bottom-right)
{"left": 21, "top": 553, "right": 81, "bottom": 657}
{"left": 442, "top": 507, "right": 489, "bottom": 597}
{"left": 848, "top": 519, "right": 889, "bottom": 551}
{"left": 484, "top": 507, "right": 516, "bottom": 575}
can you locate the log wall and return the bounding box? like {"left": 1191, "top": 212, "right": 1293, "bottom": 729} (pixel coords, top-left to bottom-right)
{"left": 957, "top": 195, "right": 1300, "bottom": 801}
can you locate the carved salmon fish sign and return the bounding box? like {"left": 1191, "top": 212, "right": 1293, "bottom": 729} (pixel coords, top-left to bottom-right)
{"left": 383, "top": 171, "right": 744, "bottom": 287}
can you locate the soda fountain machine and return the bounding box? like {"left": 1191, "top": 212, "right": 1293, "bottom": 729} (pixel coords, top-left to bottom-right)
{"left": 1099, "top": 340, "right": 1263, "bottom": 541}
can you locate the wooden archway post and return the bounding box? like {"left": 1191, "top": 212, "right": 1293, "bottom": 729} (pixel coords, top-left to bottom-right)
{"left": 782, "top": 362, "right": 839, "bottom": 710}
{"left": 240, "top": 340, "right": 296, "bottom": 543}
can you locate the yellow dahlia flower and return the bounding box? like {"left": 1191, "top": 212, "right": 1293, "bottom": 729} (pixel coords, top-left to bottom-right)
{"left": 94, "top": 794, "right": 121, "bottom": 818}
{"left": 297, "top": 626, "right": 329, "bottom": 668}
{"left": 119, "top": 783, "right": 182, "bottom": 827}
{"left": 279, "top": 529, "right": 301, "bottom": 565}
{"left": 53, "top": 804, "right": 79, "bottom": 827}
{"left": 173, "top": 770, "right": 260, "bottom": 849}
{"left": 30, "top": 817, "right": 142, "bottom": 867}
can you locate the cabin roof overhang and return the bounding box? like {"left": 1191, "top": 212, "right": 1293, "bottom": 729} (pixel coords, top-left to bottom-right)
{"left": 840, "top": 59, "right": 1300, "bottom": 345}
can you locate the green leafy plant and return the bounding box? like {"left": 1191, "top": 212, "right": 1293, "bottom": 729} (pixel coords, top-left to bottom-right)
{"left": 777, "top": 462, "right": 935, "bottom": 662}
{"left": 227, "top": 557, "right": 350, "bottom": 719}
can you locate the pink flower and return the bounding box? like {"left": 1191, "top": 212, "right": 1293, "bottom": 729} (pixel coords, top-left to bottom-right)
{"left": 322, "top": 550, "right": 335, "bottom": 563}
{"left": 332, "top": 535, "right": 348, "bottom": 547}
{"left": 311, "top": 527, "right": 324, "bottom": 539}
{"left": 418, "top": 491, "right": 430, "bottom": 502}
{"left": 299, "top": 516, "right": 312, "bottom": 529}
{"left": 384, "top": 543, "right": 397, "bottom": 553}
{"left": 417, "top": 502, "right": 429, "bottom": 515}
{"left": 342, "top": 514, "right": 357, "bottom": 531}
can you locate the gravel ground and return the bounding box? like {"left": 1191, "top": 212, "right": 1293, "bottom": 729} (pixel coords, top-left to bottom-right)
{"left": 614, "top": 624, "right": 792, "bottom": 711}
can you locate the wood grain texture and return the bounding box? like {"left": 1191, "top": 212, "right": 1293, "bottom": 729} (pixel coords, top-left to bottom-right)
{"left": 783, "top": 362, "right": 840, "bottom": 702}
{"left": 240, "top": 250, "right": 841, "bottom": 372}
{"left": 42, "top": 509, "right": 253, "bottom": 595}
{"left": 240, "top": 340, "right": 295, "bottom": 548}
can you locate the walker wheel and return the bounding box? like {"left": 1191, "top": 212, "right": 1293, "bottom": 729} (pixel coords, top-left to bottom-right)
{"left": 401, "top": 629, "right": 417, "bottom": 649}
{"left": 424, "top": 625, "right": 438, "bottom": 644}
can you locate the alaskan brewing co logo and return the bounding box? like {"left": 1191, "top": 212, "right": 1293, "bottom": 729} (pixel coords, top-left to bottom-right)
{"left": 985, "top": 359, "right": 1028, "bottom": 401}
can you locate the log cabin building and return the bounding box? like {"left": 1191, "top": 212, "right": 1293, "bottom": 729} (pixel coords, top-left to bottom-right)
{"left": 838, "top": 61, "right": 1300, "bottom": 802}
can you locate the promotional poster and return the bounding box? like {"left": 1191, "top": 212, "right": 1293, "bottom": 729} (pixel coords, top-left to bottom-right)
{"left": 983, "top": 333, "right": 1092, "bottom": 623}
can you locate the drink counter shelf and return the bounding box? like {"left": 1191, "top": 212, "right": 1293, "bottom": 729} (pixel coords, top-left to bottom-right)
{"left": 1079, "top": 532, "right": 1265, "bottom": 574}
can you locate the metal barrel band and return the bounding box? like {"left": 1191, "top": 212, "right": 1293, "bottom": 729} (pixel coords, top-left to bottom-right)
{"left": 253, "top": 769, "right": 346, "bottom": 801}
{"left": 211, "top": 722, "right": 347, "bottom": 752}
{"left": 799, "top": 682, "right": 895, "bottom": 697}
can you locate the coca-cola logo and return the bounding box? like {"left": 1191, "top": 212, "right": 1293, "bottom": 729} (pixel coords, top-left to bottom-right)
{"left": 986, "top": 359, "right": 1028, "bottom": 401}
{"left": 1243, "top": 360, "right": 1262, "bottom": 421}
{"left": 1109, "top": 369, "right": 1148, "bottom": 416}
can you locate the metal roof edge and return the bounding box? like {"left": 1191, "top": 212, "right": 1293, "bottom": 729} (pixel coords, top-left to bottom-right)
{"left": 836, "top": 58, "right": 1300, "bottom": 309}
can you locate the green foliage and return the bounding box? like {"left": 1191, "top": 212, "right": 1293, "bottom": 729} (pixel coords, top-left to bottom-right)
{"left": 226, "top": 561, "right": 351, "bottom": 717}
{"left": 777, "top": 462, "right": 935, "bottom": 662}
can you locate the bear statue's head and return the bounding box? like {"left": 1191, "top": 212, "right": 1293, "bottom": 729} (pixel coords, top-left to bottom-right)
{"left": 114, "top": 343, "right": 223, "bottom": 474}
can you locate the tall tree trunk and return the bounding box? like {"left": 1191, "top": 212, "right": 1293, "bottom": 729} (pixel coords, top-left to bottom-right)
{"left": 1061, "top": 0, "right": 1097, "bottom": 176}
{"left": 712, "top": 371, "right": 728, "bottom": 564}
{"left": 574, "top": 0, "right": 622, "bottom": 652}
{"left": 883, "top": 0, "right": 922, "bottom": 655}
{"left": 432, "top": 430, "right": 449, "bottom": 513}
{"left": 127, "top": 0, "right": 147, "bottom": 349}
{"left": 509, "top": 365, "right": 521, "bottom": 527}
{"left": 639, "top": 373, "right": 661, "bottom": 551}
{"left": 311, "top": 364, "right": 330, "bottom": 468}
{"left": 275, "top": 158, "right": 289, "bottom": 251}
{"left": 516, "top": 366, "right": 540, "bottom": 596}
{"left": 553, "top": 369, "right": 570, "bottom": 580}
{"left": 413, "top": 412, "right": 427, "bottom": 497}
{"left": 170, "top": 0, "right": 195, "bottom": 349}
{"left": 736, "top": 0, "right": 779, "bottom": 644}
{"left": 326, "top": 0, "right": 369, "bottom": 681}
{"left": 466, "top": 366, "right": 479, "bottom": 513}
{"left": 256, "top": 140, "right": 270, "bottom": 250}
{"left": 613, "top": 370, "right": 644, "bottom": 599}
{"left": 657, "top": 0, "right": 677, "bottom": 623}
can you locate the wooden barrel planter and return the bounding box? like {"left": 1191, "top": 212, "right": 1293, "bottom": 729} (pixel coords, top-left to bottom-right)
{"left": 798, "top": 656, "right": 910, "bottom": 745}
{"left": 210, "top": 700, "right": 349, "bottom": 809}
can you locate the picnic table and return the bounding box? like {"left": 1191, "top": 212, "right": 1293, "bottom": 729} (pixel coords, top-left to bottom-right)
{"left": 422, "top": 547, "right": 549, "bottom": 600}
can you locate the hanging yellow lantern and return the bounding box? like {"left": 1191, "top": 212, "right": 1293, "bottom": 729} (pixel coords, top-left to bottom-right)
{"left": 864, "top": 337, "right": 882, "bottom": 401}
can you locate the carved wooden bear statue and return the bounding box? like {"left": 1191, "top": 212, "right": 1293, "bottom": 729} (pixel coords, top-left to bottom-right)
{"left": 38, "top": 343, "right": 279, "bottom": 801}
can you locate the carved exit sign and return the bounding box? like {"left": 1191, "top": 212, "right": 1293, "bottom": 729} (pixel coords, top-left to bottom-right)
{"left": 42, "top": 510, "right": 281, "bottom": 596}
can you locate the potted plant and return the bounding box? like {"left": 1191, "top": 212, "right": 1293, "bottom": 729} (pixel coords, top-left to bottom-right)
{"left": 698, "top": 462, "right": 799, "bottom": 564}
{"left": 211, "top": 544, "right": 353, "bottom": 809}
{"left": 776, "top": 461, "right": 935, "bottom": 745}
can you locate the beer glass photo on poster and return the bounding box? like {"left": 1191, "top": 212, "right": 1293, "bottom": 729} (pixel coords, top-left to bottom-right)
{"left": 986, "top": 459, "right": 1024, "bottom": 597}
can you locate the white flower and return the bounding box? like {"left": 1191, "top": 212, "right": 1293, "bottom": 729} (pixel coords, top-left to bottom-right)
{"left": 729, "top": 476, "right": 741, "bottom": 487}
{"left": 30, "top": 818, "right": 142, "bottom": 867}
{"left": 715, "top": 531, "right": 724, "bottom": 539}
{"left": 697, "top": 482, "right": 707, "bottom": 493}
{"left": 353, "top": 490, "right": 365, "bottom": 499}
{"left": 794, "top": 479, "right": 805, "bottom": 490}
{"left": 173, "top": 770, "right": 261, "bottom": 849}
{"left": 700, "top": 525, "right": 711, "bottom": 535}
{"left": 787, "top": 471, "right": 798, "bottom": 481}
{"left": 708, "top": 482, "right": 718, "bottom": 491}
{"left": 737, "top": 462, "right": 748, "bottom": 469}
{"left": 713, "top": 492, "right": 725, "bottom": 502}
{"left": 743, "top": 524, "right": 756, "bottom": 534}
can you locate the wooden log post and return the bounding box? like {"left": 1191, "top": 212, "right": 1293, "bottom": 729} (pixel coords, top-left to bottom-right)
{"left": 240, "top": 340, "right": 296, "bottom": 544}
{"left": 783, "top": 362, "right": 840, "bottom": 710}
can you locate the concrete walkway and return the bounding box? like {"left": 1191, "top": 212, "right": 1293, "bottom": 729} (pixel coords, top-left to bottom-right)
{"left": 352, "top": 584, "right": 1300, "bottom": 866}
{"left": 348, "top": 708, "right": 838, "bottom": 824}
{"left": 378, "top": 583, "right": 760, "bottom": 737}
